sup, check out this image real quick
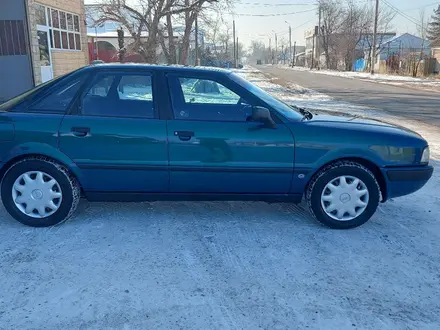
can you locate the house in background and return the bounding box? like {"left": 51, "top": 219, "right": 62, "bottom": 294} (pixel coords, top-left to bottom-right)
{"left": 369, "top": 33, "right": 431, "bottom": 73}
{"left": 431, "top": 40, "right": 440, "bottom": 74}
{"left": 0, "top": 0, "right": 89, "bottom": 103}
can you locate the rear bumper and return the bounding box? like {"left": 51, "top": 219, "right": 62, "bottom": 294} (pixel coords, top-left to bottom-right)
{"left": 384, "top": 165, "right": 433, "bottom": 200}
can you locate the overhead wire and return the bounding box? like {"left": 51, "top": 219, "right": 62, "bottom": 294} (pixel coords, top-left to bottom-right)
{"left": 236, "top": 7, "right": 317, "bottom": 17}
{"left": 382, "top": 0, "right": 424, "bottom": 29}
{"left": 239, "top": 2, "right": 316, "bottom": 6}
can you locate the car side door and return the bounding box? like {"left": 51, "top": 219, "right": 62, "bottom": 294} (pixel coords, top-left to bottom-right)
{"left": 58, "top": 70, "right": 169, "bottom": 194}
{"left": 165, "top": 72, "right": 295, "bottom": 194}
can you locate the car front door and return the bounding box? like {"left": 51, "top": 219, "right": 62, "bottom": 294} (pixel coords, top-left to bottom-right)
{"left": 58, "top": 70, "right": 169, "bottom": 193}
{"left": 165, "top": 73, "right": 295, "bottom": 194}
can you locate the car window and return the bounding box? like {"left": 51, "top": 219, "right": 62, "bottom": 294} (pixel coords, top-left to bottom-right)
{"left": 169, "top": 76, "right": 252, "bottom": 122}
{"left": 28, "top": 75, "right": 86, "bottom": 113}
{"left": 87, "top": 76, "right": 114, "bottom": 97}
{"left": 81, "top": 74, "right": 155, "bottom": 119}
{"left": 118, "top": 75, "right": 153, "bottom": 101}
{"left": 179, "top": 78, "right": 240, "bottom": 105}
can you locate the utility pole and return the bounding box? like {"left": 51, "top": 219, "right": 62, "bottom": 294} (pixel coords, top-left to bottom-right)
{"left": 289, "top": 25, "right": 292, "bottom": 66}
{"left": 236, "top": 37, "right": 239, "bottom": 66}
{"left": 371, "top": 0, "right": 379, "bottom": 74}
{"left": 233, "top": 20, "right": 236, "bottom": 68}
{"left": 195, "top": 14, "right": 198, "bottom": 66}
{"left": 293, "top": 41, "right": 296, "bottom": 66}
{"left": 317, "top": 2, "right": 322, "bottom": 70}
{"left": 269, "top": 38, "right": 271, "bottom": 64}
{"left": 311, "top": 31, "right": 315, "bottom": 69}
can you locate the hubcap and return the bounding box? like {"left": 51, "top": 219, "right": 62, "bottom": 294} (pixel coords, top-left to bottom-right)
{"left": 321, "top": 175, "right": 369, "bottom": 221}
{"left": 12, "top": 171, "right": 63, "bottom": 218}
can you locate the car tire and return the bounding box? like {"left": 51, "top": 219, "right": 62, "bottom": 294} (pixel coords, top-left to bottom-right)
{"left": 1, "top": 157, "right": 80, "bottom": 227}
{"left": 306, "top": 160, "right": 381, "bottom": 229}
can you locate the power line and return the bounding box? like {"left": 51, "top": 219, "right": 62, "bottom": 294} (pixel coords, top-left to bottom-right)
{"left": 382, "top": 0, "right": 423, "bottom": 28}
{"left": 240, "top": 2, "right": 315, "bottom": 6}
{"left": 236, "top": 7, "right": 317, "bottom": 17}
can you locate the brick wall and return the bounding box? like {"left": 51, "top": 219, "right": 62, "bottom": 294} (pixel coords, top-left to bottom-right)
{"left": 26, "top": 0, "right": 89, "bottom": 85}
{"left": 51, "top": 50, "right": 88, "bottom": 76}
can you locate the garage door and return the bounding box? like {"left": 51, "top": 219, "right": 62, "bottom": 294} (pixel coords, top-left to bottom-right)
{"left": 0, "top": 0, "right": 33, "bottom": 103}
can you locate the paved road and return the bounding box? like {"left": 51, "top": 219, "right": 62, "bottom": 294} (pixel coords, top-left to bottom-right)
{"left": 259, "top": 65, "right": 440, "bottom": 126}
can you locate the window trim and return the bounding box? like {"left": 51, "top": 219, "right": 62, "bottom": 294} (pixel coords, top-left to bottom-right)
{"left": 75, "top": 71, "right": 158, "bottom": 120}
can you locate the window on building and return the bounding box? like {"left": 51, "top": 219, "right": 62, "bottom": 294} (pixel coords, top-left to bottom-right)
{"left": 46, "top": 7, "right": 51, "bottom": 26}
{"left": 35, "top": 4, "right": 46, "bottom": 26}
{"left": 59, "top": 11, "right": 67, "bottom": 30}
{"left": 37, "top": 5, "right": 81, "bottom": 51}
{"left": 51, "top": 9, "right": 59, "bottom": 28}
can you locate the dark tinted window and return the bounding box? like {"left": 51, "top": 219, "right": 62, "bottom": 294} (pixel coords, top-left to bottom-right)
{"left": 29, "top": 75, "right": 86, "bottom": 113}
{"left": 168, "top": 76, "right": 252, "bottom": 122}
{"left": 81, "top": 74, "right": 155, "bottom": 118}
{"left": 0, "top": 72, "right": 74, "bottom": 112}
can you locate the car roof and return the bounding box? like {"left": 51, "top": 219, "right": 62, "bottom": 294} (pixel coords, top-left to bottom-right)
{"left": 80, "top": 63, "right": 233, "bottom": 75}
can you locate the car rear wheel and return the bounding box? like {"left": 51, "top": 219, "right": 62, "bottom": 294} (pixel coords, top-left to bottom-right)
{"left": 306, "top": 161, "right": 380, "bottom": 229}
{"left": 1, "top": 157, "right": 80, "bottom": 227}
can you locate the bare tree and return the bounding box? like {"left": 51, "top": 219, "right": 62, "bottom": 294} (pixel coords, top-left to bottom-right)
{"left": 90, "top": 0, "right": 219, "bottom": 64}
{"left": 363, "top": 4, "right": 396, "bottom": 72}
{"left": 217, "top": 25, "right": 233, "bottom": 62}
{"left": 320, "top": 0, "right": 344, "bottom": 69}
{"left": 408, "top": 10, "right": 430, "bottom": 77}
{"left": 337, "top": 0, "right": 367, "bottom": 71}
{"left": 249, "top": 40, "right": 269, "bottom": 64}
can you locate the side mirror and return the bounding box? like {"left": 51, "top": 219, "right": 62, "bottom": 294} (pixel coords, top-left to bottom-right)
{"left": 252, "top": 106, "right": 276, "bottom": 129}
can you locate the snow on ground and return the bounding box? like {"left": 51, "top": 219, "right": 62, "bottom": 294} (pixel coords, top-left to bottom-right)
{"left": 1, "top": 67, "right": 439, "bottom": 330}
{"left": 279, "top": 65, "right": 440, "bottom": 92}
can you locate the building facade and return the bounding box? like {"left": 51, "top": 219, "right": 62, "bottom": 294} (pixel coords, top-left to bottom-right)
{"left": 0, "top": 0, "right": 88, "bottom": 103}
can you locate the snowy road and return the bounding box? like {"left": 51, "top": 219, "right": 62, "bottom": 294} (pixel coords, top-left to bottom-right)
{"left": 1, "top": 68, "right": 439, "bottom": 330}
{"left": 258, "top": 65, "right": 440, "bottom": 126}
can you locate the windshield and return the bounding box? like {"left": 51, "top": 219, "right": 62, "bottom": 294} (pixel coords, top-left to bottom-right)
{"left": 229, "top": 72, "right": 303, "bottom": 121}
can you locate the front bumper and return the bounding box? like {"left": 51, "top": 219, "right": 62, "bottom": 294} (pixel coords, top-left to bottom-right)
{"left": 384, "top": 165, "right": 433, "bottom": 200}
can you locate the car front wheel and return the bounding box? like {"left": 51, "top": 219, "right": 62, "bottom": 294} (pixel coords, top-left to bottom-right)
{"left": 306, "top": 161, "right": 381, "bottom": 229}
{"left": 1, "top": 157, "right": 80, "bottom": 227}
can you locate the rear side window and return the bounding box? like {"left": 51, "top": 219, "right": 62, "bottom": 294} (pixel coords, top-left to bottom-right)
{"left": 29, "top": 75, "right": 87, "bottom": 113}
{"left": 81, "top": 74, "right": 155, "bottom": 118}
{"left": 0, "top": 72, "right": 72, "bottom": 112}
{"left": 118, "top": 75, "right": 153, "bottom": 101}
{"left": 86, "top": 76, "right": 114, "bottom": 97}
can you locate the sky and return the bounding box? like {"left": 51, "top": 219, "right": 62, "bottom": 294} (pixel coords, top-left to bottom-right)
{"left": 232, "top": 0, "right": 440, "bottom": 48}
{"left": 85, "top": 0, "right": 440, "bottom": 48}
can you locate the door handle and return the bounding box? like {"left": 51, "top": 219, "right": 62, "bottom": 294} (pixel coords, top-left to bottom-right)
{"left": 174, "top": 131, "right": 194, "bottom": 141}
{"left": 71, "top": 127, "right": 90, "bottom": 137}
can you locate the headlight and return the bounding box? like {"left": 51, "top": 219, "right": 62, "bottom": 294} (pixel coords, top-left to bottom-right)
{"left": 421, "top": 146, "right": 430, "bottom": 164}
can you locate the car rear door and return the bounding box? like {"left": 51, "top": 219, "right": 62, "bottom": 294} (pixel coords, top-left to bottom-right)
{"left": 58, "top": 69, "right": 169, "bottom": 194}
{"left": 164, "top": 72, "right": 295, "bottom": 194}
